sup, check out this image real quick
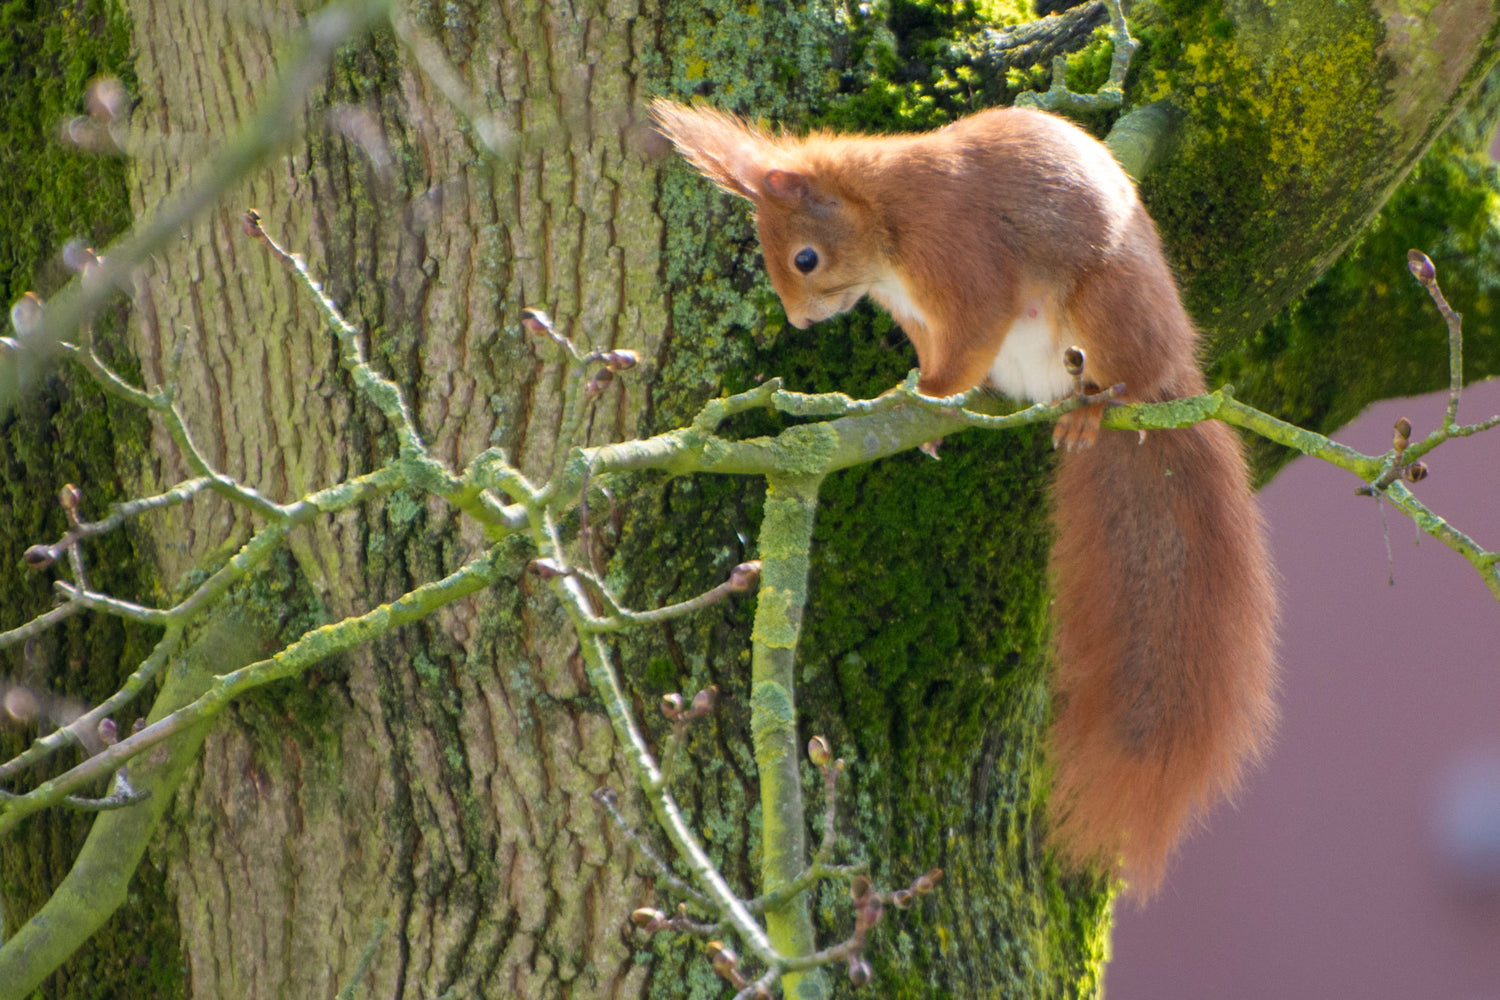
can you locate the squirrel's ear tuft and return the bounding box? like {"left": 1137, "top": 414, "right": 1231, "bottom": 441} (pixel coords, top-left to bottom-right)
{"left": 650, "top": 98, "right": 772, "bottom": 203}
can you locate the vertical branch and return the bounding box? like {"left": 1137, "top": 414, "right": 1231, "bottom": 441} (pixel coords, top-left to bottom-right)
{"left": 1406, "top": 250, "right": 1465, "bottom": 428}
{"left": 750, "top": 473, "right": 825, "bottom": 997}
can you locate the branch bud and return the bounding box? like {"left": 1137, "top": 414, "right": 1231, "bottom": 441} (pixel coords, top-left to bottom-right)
{"left": 23, "top": 544, "right": 55, "bottom": 570}
{"left": 526, "top": 558, "right": 567, "bottom": 580}
{"left": 242, "top": 209, "right": 264, "bottom": 239}
{"left": 58, "top": 482, "right": 82, "bottom": 513}
{"left": 707, "top": 940, "right": 739, "bottom": 979}
{"left": 601, "top": 349, "right": 639, "bottom": 371}
{"left": 727, "top": 560, "right": 761, "bottom": 593}
{"left": 1406, "top": 249, "right": 1435, "bottom": 284}
{"left": 912, "top": 868, "right": 943, "bottom": 894}
{"left": 808, "top": 735, "right": 832, "bottom": 768}
{"left": 85, "top": 76, "right": 128, "bottom": 123}
{"left": 62, "top": 241, "right": 99, "bottom": 275}
{"left": 849, "top": 874, "right": 872, "bottom": 905}
{"left": 891, "top": 888, "right": 914, "bottom": 909}
{"left": 689, "top": 685, "right": 717, "bottom": 717}
{"left": 1405, "top": 461, "right": 1428, "bottom": 483}
{"left": 847, "top": 956, "right": 872, "bottom": 987}
{"left": 1393, "top": 416, "right": 1412, "bottom": 442}
{"left": 1392, "top": 427, "right": 1410, "bottom": 455}
{"left": 98, "top": 717, "right": 118, "bottom": 746}
{"left": 631, "top": 907, "right": 666, "bottom": 931}
{"left": 520, "top": 307, "right": 555, "bottom": 338}
{"left": 660, "top": 692, "right": 683, "bottom": 719}
{"left": 10, "top": 292, "right": 43, "bottom": 339}
{"left": 3, "top": 686, "right": 39, "bottom": 723}
{"left": 585, "top": 367, "right": 615, "bottom": 398}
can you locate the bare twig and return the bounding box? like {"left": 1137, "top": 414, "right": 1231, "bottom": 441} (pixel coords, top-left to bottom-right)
{"left": 562, "top": 560, "right": 761, "bottom": 632}
{"left": 389, "top": 12, "right": 512, "bottom": 158}
{"left": 593, "top": 787, "right": 712, "bottom": 907}
{"left": 1406, "top": 250, "right": 1465, "bottom": 428}
{"left": 0, "top": 628, "right": 184, "bottom": 780}
{"left": 27, "top": 478, "right": 214, "bottom": 568}
{"left": 246, "top": 211, "right": 427, "bottom": 458}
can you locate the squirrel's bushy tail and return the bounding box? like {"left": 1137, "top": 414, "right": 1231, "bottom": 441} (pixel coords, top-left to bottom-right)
{"left": 1047, "top": 420, "right": 1278, "bottom": 895}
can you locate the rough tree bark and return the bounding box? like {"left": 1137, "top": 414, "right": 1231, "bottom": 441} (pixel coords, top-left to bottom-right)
{"left": 0, "top": 0, "right": 1496, "bottom": 998}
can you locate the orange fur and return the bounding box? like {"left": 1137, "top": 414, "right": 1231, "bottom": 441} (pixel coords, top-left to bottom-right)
{"left": 653, "top": 99, "right": 1278, "bottom": 895}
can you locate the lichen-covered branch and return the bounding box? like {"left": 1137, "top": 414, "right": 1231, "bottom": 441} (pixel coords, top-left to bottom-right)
{"left": 750, "top": 473, "right": 825, "bottom": 997}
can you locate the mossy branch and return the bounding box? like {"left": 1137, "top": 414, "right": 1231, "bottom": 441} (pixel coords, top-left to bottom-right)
{"left": 1014, "top": 0, "right": 1138, "bottom": 115}
{"left": 749, "top": 473, "right": 825, "bottom": 997}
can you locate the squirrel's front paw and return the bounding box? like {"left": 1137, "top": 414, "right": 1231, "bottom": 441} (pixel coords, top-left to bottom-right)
{"left": 1053, "top": 405, "right": 1102, "bottom": 451}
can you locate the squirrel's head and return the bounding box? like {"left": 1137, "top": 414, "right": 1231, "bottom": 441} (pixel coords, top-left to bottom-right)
{"left": 651, "top": 99, "right": 880, "bottom": 329}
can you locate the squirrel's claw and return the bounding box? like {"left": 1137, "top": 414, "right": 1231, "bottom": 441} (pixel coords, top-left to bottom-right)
{"left": 1053, "top": 405, "right": 1103, "bottom": 451}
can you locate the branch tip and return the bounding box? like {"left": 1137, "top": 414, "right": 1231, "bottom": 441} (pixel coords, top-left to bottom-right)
{"left": 9, "top": 291, "right": 43, "bottom": 339}
{"left": 58, "top": 483, "right": 82, "bottom": 516}
{"left": 1407, "top": 249, "right": 1436, "bottom": 284}
{"left": 727, "top": 560, "right": 762, "bottom": 593}
{"left": 808, "top": 735, "right": 831, "bottom": 768}
{"left": 242, "top": 209, "right": 265, "bottom": 239}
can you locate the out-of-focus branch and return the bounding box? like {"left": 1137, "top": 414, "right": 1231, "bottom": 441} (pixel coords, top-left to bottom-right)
{"left": 0, "top": 0, "right": 397, "bottom": 406}
{"left": 1015, "top": 0, "right": 1137, "bottom": 114}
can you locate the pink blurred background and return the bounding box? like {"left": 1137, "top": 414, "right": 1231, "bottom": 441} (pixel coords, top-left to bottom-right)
{"left": 1108, "top": 378, "right": 1500, "bottom": 999}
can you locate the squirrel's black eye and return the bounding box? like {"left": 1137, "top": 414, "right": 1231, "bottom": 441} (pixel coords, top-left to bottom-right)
{"left": 794, "top": 248, "right": 819, "bottom": 274}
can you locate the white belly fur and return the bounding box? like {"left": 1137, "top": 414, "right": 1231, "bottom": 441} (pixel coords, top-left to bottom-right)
{"left": 871, "top": 273, "right": 1073, "bottom": 403}
{"left": 870, "top": 272, "right": 926, "bottom": 330}
{"left": 987, "top": 308, "right": 1072, "bottom": 404}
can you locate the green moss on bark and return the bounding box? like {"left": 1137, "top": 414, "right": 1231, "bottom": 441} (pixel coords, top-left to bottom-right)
{"left": 1214, "top": 76, "right": 1500, "bottom": 481}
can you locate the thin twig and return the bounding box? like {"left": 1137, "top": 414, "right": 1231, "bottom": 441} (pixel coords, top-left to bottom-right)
{"left": 0, "top": 602, "right": 84, "bottom": 650}
{"left": 0, "top": 0, "right": 397, "bottom": 393}
{"left": 63, "top": 341, "right": 288, "bottom": 519}
{"left": 592, "top": 787, "right": 712, "bottom": 907}
{"left": 247, "top": 213, "right": 427, "bottom": 458}
{"left": 0, "top": 628, "right": 184, "bottom": 780}
{"left": 1406, "top": 250, "right": 1465, "bottom": 428}
{"left": 0, "top": 545, "right": 508, "bottom": 835}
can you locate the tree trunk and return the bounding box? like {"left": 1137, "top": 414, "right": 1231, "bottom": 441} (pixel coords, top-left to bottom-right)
{"left": 1, "top": 0, "right": 1497, "bottom": 998}
{"left": 119, "top": 1, "right": 668, "bottom": 996}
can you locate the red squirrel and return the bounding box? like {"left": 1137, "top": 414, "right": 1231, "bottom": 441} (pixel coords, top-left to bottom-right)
{"left": 651, "top": 98, "right": 1277, "bottom": 895}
